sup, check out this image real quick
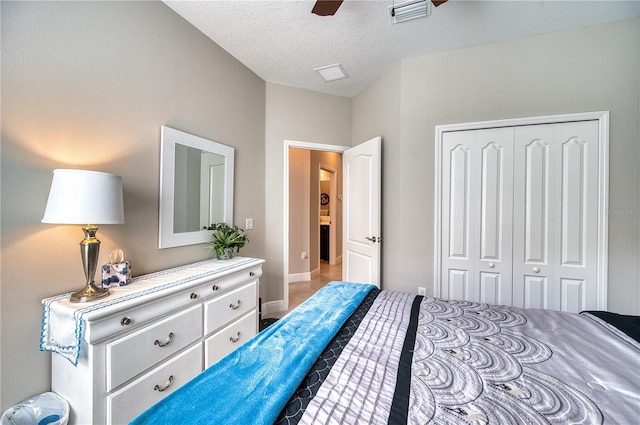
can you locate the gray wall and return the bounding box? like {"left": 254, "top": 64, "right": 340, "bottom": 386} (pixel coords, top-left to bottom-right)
{"left": 289, "top": 148, "right": 311, "bottom": 274}
{"left": 1, "top": 1, "right": 265, "bottom": 410}
{"left": 352, "top": 63, "right": 402, "bottom": 288}
{"left": 264, "top": 83, "right": 352, "bottom": 303}
{"left": 353, "top": 18, "right": 640, "bottom": 315}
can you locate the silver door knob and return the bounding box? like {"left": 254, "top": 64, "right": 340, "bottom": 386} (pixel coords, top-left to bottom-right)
{"left": 488, "top": 262, "right": 495, "bottom": 268}
{"left": 533, "top": 267, "right": 540, "bottom": 273}
{"left": 365, "top": 236, "right": 376, "bottom": 242}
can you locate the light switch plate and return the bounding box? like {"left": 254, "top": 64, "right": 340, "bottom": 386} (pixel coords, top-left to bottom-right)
{"left": 245, "top": 218, "right": 254, "bottom": 230}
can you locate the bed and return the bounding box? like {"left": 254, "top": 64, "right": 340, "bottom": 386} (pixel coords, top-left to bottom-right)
{"left": 131, "top": 282, "right": 640, "bottom": 424}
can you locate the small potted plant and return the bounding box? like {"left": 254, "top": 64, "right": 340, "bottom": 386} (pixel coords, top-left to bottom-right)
{"left": 206, "top": 223, "right": 249, "bottom": 260}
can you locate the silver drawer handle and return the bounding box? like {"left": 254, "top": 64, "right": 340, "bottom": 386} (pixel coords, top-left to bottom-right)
{"left": 154, "top": 332, "right": 174, "bottom": 347}
{"left": 249, "top": 271, "right": 255, "bottom": 277}
{"left": 154, "top": 375, "right": 174, "bottom": 392}
{"left": 229, "top": 300, "right": 241, "bottom": 310}
{"left": 212, "top": 284, "right": 220, "bottom": 291}
{"left": 120, "top": 317, "right": 132, "bottom": 326}
{"left": 190, "top": 292, "right": 198, "bottom": 300}
{"left": 230, "top": 332, "right": 241, "bottom": 343}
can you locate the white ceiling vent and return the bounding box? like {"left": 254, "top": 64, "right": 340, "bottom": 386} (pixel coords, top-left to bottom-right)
{"left": 389, "top": 0, "right": 431, "bottom": 24}
{"left": 314, "top": 63, "right": 349, "bottom": 82}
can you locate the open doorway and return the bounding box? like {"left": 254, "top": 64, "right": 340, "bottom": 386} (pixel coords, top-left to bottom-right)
{"left": 278, "top": 137, "right": 382, "bottom": 316}
{"left": 282, "top": 140, "right": 349, "bottom": 314}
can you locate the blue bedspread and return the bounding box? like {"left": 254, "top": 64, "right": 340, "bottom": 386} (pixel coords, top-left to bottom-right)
{"left": 130, "top": 281, "right": 375, "bottom": 425}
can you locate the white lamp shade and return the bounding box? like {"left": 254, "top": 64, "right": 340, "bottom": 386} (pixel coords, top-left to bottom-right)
{"left": 42, "top": 169, "right": 125, "bottom": 224}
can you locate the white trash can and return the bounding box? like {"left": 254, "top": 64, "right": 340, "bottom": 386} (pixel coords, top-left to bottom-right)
{"left": 1, "top": 392, "right": 69, "bottom": 425}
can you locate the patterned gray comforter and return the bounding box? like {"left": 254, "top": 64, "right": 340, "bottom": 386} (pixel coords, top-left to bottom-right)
{"left": 279, "top": 290, "right": 640, "bottom": 424}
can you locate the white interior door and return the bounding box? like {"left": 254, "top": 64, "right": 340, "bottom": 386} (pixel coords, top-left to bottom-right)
{"left": 343, "top": 136, "right": 381, "bottom": 286}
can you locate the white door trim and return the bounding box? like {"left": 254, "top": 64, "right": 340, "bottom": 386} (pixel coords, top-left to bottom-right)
{"left": 434, "top": 111, "right": 609, "bottom": 309}
{"left": 284, "top": 140, "right": 349, "bottom": 311}
{"left": 319, "top": 163, "right": 338, "bottom": 265}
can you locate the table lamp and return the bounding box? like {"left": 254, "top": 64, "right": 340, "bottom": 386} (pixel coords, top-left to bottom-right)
{"left": 42, "top": 169, "right": 125, "bottom": 302}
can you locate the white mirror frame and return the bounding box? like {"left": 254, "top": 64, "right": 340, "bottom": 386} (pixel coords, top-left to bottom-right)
{"left": 159, "top": 126, "right": 234, "bottom": 249}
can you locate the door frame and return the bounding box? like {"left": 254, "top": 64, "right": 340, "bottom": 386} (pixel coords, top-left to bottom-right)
{"left": 319, "top": 163, "right": 339, "bottom": 265}
{"left": 434, "top": 111, "right": 609, "bottom": 308}
{"left": 284, "top": 140, "right": 349, "bottom": 311}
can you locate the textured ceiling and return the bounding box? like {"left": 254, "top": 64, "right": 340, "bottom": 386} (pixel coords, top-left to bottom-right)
{"left": 164, "top": 1, "right": 640, "bottom": 98}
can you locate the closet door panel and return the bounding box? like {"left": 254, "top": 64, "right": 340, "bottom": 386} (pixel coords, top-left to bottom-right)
{"left": 524, "top": 276, "right": 548, "bottom": 310}
{"left": 449, "top": 144, "right": 471, "bottom": 259}
{"left": 561, "top": 138, "right": 587, "bottom": 266}
{"left": 513, "top": 121, "right": 599, "bottom": 312}
{"left": 523, "top": 140, "right": 549, "bottom": 263}
{"left": 441, "top": 131, "right": 476, "bottom": 301}
{"left": 479, "top": 272, "right": 502, "bottom": 305}
{"left": 513, "top": 125, "right": 556, "bottom": 309}
{"left": 475, "top": 128, "right": 514, "bottom": 305}
{"left": 555, "top": 121, "right": 599, "bottom": 312}
{"left": 448, "top": 269, "right": 469, "bottom": 301}
{"left": 561, "top": 278, "right": 586, "bottom": 313}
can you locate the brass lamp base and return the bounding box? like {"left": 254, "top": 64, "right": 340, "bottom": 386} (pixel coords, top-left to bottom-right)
{"left": 70, "top": 281, "right": 110, "bottom": 303}
{"left": 69, "top": 225, "right": 111, "bottom": 303}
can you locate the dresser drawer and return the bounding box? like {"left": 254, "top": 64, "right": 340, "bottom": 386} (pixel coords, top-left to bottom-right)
{"left": 107, "top": 344, "right": 202, "bottom": 425}
{"left": 205, "top": 264, "right": 262, "bottom": 298}
{"left": 106, "top": 304, "right": 202, "bottom": 391}
{"left": 204, "top": 310, "right": 257, "bottom": 368}
{"left": 87, "top": 286, "right": 205, "bottom": 343}
{"left": 204, "top": 281, "right": 256, "bottom": 335}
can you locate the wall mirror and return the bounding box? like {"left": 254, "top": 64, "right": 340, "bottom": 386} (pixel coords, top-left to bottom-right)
{"left": 159, "top": 126, "right": 234, "bottom": 249}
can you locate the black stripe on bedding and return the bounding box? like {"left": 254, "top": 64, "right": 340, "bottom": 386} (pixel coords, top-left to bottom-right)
{"left": 388, "top": 295, "right": 423, "bottom": 425}
{"left": 275, "top": 288, "right": 381, "bottom": 425}
{"left": 581, "top": 310, "right": 640, "bottom": 343}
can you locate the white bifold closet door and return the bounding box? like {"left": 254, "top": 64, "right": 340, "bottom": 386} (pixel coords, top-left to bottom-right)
{"left": 512, "top": 121, "right": 600, "bottom": 312}
{"left": 440, "top": 120, "right": 601, "bottom": 313}
{"left": 441, "top": 128, "right": 514, "bottom": 306}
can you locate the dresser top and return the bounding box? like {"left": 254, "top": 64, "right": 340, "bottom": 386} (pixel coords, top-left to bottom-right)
{"left": 43, "top": 257, "right": 264, "bottom": 318}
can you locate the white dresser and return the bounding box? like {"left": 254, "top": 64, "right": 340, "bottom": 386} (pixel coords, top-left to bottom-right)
{"left": 42, "top": 257, "right": 264, "bottom": 425}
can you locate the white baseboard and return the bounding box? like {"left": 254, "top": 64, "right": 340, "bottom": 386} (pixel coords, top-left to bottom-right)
{"left": 310, "top": 266, "right": 321, "bottom": 279}
{"left": 262, "top": 299, "right": 284, "bottom": 315}
{"left": 288, "top": 272, "right": 311, "bottom": 283}
{"left": 289, "top": 266, "right": 321, "bottom": 283}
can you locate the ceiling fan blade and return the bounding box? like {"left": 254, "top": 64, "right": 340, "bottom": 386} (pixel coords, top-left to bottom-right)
{"left": 312, "top": 0, "right": 344, "bottom": 16}
{"left": 432, "top": 0, "right": 448, "bottom": 6}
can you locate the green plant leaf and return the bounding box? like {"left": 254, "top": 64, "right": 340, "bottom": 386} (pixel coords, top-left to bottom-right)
{"left": 206, "top": 223, "right": 249, "bottom": 255}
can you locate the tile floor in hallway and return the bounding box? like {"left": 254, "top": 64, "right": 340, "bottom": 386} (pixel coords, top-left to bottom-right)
{"left": 265, "top": 261, "right": 342, "bottom": 319}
